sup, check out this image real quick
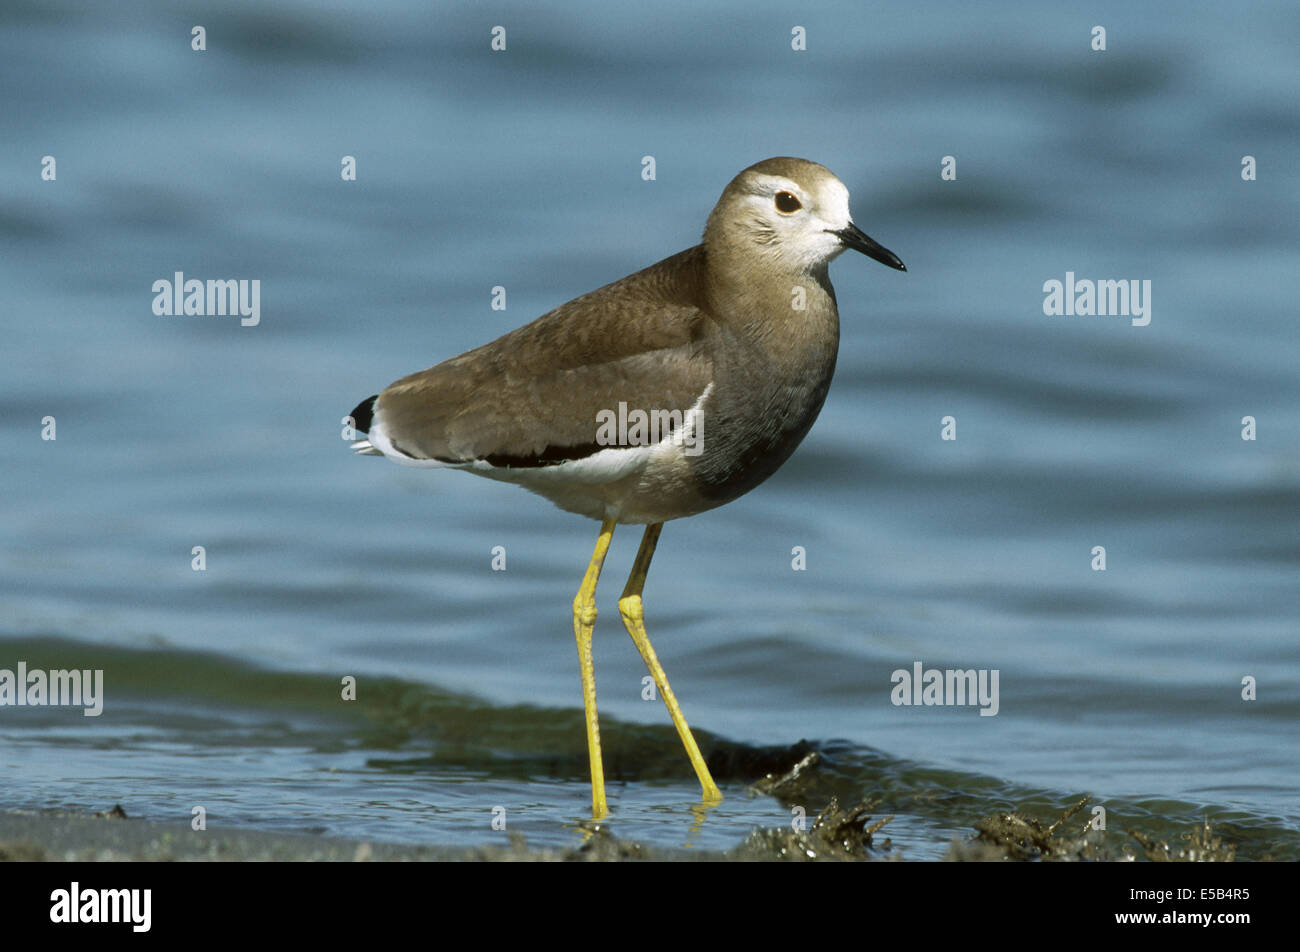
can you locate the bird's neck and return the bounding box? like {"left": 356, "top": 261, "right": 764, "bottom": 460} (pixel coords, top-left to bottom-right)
{"left": 702, "top": 244, "right": 840, "bottom": 363}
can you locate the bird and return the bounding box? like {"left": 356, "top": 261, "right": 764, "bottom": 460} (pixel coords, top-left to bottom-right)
{"left": 347, "top": 157, "right": 905, "bottom": 819}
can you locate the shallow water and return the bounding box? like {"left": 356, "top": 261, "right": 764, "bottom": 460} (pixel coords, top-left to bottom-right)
{"left": 1, "top": 0, "right": 1297, "bottom": 859}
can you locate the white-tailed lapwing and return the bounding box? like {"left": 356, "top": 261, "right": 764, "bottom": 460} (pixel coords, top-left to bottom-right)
{"left": 348, "top": 157, "right": 905, "bottom": 818}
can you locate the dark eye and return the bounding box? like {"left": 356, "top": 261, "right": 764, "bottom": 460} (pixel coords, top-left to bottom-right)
{"left": 774, "top": 191, "right": 802, "bottom": 213}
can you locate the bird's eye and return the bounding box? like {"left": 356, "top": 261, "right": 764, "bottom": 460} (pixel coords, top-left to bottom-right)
{"left": 774, "top": 191, "right": 802, "bottom": 213}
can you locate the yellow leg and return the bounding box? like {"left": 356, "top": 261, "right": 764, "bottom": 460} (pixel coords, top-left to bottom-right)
{"left": 618, "top": 524, "right": 723, "bottom": 803}
{"left": 574, "top": 517, "right": 616, "bottom": 819}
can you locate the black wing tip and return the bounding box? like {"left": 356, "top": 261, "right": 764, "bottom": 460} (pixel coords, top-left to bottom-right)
{"left": 482, "top": 442, "right": 606, "bottom": 469}
{"left": 349, "top": 395, "right": 378, "bottom": 434}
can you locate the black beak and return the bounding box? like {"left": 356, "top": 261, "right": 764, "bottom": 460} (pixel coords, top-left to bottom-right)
{"left": 831, "top": 223, "right": 906, "bottom": 272}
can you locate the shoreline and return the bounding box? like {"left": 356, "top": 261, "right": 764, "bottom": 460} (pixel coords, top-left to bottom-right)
{"left": 0, "top": 807, "right": 716, "bottom": 862}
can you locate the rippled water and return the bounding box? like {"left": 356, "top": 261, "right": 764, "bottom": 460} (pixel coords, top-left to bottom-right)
{"left": 1, "top": 0, "right": 1297, "bottom": 859}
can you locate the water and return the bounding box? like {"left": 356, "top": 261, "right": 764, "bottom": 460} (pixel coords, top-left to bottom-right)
{"left": 1, "top": 0, "right": 1297, "bottom": 859}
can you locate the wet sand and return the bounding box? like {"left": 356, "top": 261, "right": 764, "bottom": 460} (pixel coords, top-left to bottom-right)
{"left": 0, "top": 806, "right": 720, "bottom": 862}
{"left": 0, "top": 793, "right": 1246, "bottom": 862}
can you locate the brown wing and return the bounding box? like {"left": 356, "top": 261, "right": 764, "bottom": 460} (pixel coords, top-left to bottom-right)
{"left": 373, "top": 246, "right": 715, "bottom": 465}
